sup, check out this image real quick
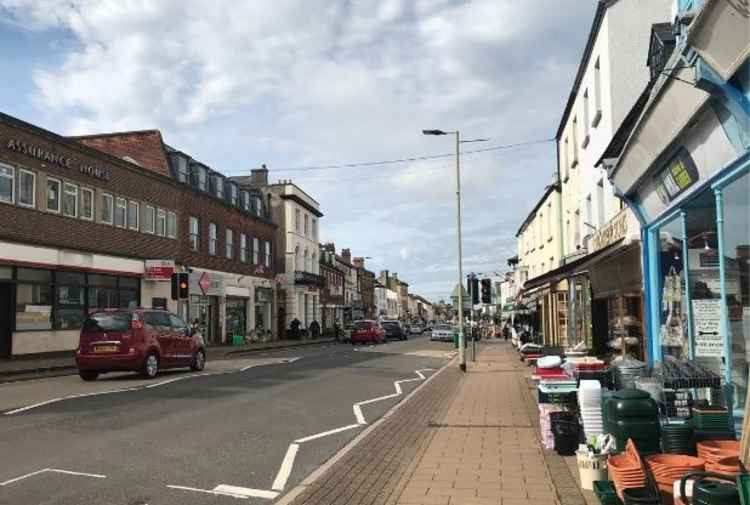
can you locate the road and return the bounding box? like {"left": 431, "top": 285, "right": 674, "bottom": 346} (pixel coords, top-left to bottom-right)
{"left": 0, "top": 334, "right": 455, "bottom": 505}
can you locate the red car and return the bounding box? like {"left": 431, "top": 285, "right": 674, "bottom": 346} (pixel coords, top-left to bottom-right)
{"left": 75, "top": 309, "right": 206, "bottom": 381}
{"left": 350, "top": 320, "right": 385, "bottom": 344}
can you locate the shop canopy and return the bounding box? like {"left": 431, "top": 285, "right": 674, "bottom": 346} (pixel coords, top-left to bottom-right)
{"left": 522, "top": 241, "right": 621, "bottom": 292}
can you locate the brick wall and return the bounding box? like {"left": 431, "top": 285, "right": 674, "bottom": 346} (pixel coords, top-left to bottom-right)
{"left": 75, "top": 131, "right": 171, "bottom": 177}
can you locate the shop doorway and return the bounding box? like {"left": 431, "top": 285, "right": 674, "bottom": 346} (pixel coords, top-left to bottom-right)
{"left": 0, "top": 283, "right": 13, "bottom": 358}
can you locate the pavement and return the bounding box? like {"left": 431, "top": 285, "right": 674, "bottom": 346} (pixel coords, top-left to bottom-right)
{"left": 0, "top": 333, "right": 455, "bottom": 505}
{"left": 0, "top": 337, "right": 337, "bottom": 382}
{"left": 278, "top": 339, "right": 590, "bottom": 505}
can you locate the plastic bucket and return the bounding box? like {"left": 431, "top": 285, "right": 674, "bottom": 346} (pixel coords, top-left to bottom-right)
{"left": 553, "top": 430, "right": 579, "bottom": 456}
{"left": 577, "top": 452, "right": 608, "bottom": 490}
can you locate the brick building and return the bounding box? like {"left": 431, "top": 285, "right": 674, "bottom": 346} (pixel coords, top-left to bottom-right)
{"left": 76, "top": 131, "right": 277, "bottom": 345}
{"left": 319, "top": 243, "right": 345, "bottom": 334}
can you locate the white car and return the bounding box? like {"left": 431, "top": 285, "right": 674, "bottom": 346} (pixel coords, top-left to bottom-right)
{"left": 431, "top": 324, "right": 456, "bottom": 342}
{"left": 408, "top": 324, "right": 422, "bottom": 334}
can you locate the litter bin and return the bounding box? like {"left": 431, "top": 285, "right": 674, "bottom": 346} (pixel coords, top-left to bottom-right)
{"left": 453, "top": 333, "right": 467, "bottom": 348}
{"left": 232, "top": 334, "right": 244, "bottom": 346}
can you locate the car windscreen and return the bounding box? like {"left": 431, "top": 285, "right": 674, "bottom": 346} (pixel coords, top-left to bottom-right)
{"left": 381, "top": 322, "right": 399, "bottom": 328}
{"left": 82, "top": 313, "right": 131, "bottom": 332}
{"left": 435, "top": 325, "right": 453, "bottom": 331}
{"left": 353, "top": 321, "right": 372, "bottom": 330}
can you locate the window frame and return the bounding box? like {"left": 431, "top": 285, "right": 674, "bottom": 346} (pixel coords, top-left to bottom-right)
{"left": 208, "top": 222, "right": 217, "bottom": 256}
{"left": 225, "top": 228, "right": 234, "bottom": 259}
{"left": 114, "top": 197, "right": 127, "bottom": 228}
{"left": 156, "top": 208, "right": 167, "bottom": 237}
{"left": 143, "top": 205, "right": 156, "bottom": 234}
{"left": 62, "top": 182, "right": 79, "bottom": 218}
{"left": 167, "top": 211, "right": 177, "bottom": 239}
{"left": 80, "top": 187, "right": 94, "bottom": 221}
{"left": 101, "top": 192, "right": 114, "bottom": 225}
{"left": 0, "top": 163, "right": 14, "bottom": 205}
{"left": 265, "top": 241, "right": 271, "bottom": 268}
{"left": 240, "top": 233, "right": 247, "bottom": 263}
{"left": 253, "top": 237, "right": 260, "bottom": 264}
{"left": 127, "top": 200, "right": 139, "bottom": 231}
{"left": 17, "top": 168, "right": 35, "bottom": 208}
{"left": 189, "top": 216, "right": 200, "bottom": 252}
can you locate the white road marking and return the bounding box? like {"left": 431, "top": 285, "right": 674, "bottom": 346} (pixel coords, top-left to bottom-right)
{"left": 167, "top": 485, "right": 249, "bottom": 499}
{"left": 1, "top": 467, "right": 106, "bottom": 486}
{"left": 145, "top": 377, "right": 186, "bottom": 388}
{"left": 352, "top": 404, "right": 366, "bottom": 424}
{"left": 294, "top": 424, "right": 361, "bottom": 443}
{"left": 240, "top": 364, "right": 258, "bottom": 372}
{"left": 213, "top": 484, "right": 279, "bottom": 499}
{"left": 271, "top": 443, "right": 299, "bottom": 491}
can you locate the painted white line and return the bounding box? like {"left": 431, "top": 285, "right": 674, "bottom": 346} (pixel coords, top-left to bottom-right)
{"left": 353, "top": 404, "right": 366, "bottom": 425}
{"left": 213, "top": 484, "right": 279, "bottom": 499}
{"left": 294, "top": 424, "right": 361, "bottom": 443}
{"left": 48, "top": 468, "right": 106, "bottom": 479}
{"left": 282, "top": 357, "right": 301, "bottom": 363}
{"left": 271, "top": 443, "right": 299, "bottom": 491}
{"left": 0, "top": 468, "right": 49, "bottom": 486}
{"left": 167, "top": 485, "right": 249, "bottom": 499}
{"left": 145, "top": 377, "right": 186, "bottom": 388}
{"left": 240, "top": 364, "right": 258, "bottom": 372}
{"left": 5, "top": 398, "right": 63, "bottom": 415}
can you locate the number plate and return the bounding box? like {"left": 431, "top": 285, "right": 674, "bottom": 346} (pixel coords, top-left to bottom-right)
{"left": 93, "top": 345, "right": 118, "bottom": 353}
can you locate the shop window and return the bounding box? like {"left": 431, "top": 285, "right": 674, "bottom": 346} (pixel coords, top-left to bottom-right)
{"left": 0, "top": 163, "right": 13, "bottom": 204}
{"left": 101, "top": 193, "right": 113, "bottom": 224}
{"left": 0, "top": 266, "right": 11, "bottom": 279}
{"left": 80, "top": 187, "right": 94, "bottom": 220}
{"left": 156, "top": 208, "right": 166, "bottom": 236}
{"left": 208, "top": 222, "right": 217, "bottom": 256}
{"left": 18, "top": 169, "right": 35, "bottom": 208}
{"left": 127, "top": 201, "right": 139, "bottom": 230}
{"left": 115, "top": 197, "right": 127, "bottom": 228}
{"left": 119, "top": 289, "right": 138, "bottom": 309}
{"left": 46, "top": 178, "right": 61, "bottom": 213}
{"left": 167, "top": 211, "right": 177, "bottom": 238}
{"left": 63, "top": 183, "right": 78, "bottom": 218}
{"left": 189, "top": 216, "right": 200, "bottom": 251}
{"left": 56, "top": 272, "right": 85, "bottom": 330}
{"left": 15, "top": 283, "right": 53, "bottom": 330}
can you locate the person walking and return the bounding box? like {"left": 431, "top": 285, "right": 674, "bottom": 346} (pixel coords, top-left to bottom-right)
{"left": 290, "top": 318, "right": 301, "bottom": 340}
{"left": 309, "top": 320, "right": 320, "bottom": 340}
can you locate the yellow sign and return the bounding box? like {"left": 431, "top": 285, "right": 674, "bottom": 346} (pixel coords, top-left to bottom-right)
{"left": 591, "top": 210, "right": 628, "bottom": 252}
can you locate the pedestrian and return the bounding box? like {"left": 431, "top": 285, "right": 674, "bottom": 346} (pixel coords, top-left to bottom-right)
{"left": 333, "top": 322, "right": 340, "bottom": 342}
{"left": 309, "top": 320, "right": 320, "bottom": 340}
{"left": 290, "top": 318, "right": 301, "bottom": 340}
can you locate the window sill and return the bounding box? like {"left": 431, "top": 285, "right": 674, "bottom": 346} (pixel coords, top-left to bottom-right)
{"left": 592, "top": 110, "right": 602, "bottom": 128}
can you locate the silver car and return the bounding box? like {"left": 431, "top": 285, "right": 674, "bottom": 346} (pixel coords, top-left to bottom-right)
{"left": 431, "top": 324, "right": 456, "bottom": 342}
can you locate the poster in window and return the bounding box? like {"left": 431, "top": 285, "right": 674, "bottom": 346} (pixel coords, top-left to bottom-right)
{"left": 693, "top": 299, "right": 723, "bottom": 357}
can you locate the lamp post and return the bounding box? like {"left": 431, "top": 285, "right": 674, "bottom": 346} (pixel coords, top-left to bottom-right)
{"left": 422, "top": 129, "right": 488, "bottom": 372}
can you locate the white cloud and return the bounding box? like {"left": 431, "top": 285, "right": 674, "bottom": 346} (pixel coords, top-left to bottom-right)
{"left": 1, "top": 0, "right": 597, "bottom": 301}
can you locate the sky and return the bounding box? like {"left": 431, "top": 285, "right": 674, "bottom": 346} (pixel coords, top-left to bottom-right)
{"left": 0, "top": 0, "right": 597, "bottom": 302}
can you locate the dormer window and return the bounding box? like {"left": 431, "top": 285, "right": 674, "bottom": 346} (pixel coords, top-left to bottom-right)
{"left": 191, "top": 164, "right": 207, "bottom": 191}
{"left": 228, "top": 182, "right": 238, "bottom": 206}
{"left": 240, "top": 190, "right": 250, "bottom": 211}
{"left": 253, "top": 195, "right": 263, "bottom": 216}
{"left": 170, "top": 153, "right": 189, "bottom": 183}
{"left": 209, "top": 174, "right": 224, "bottom": 199}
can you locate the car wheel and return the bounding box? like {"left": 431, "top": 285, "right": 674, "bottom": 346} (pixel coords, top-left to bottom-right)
{"left": 190, "top": 349, "right": 206, "bottom": 371}
{"left": 140, "top": 352, "right": 159, "bottom": 379}
{"left": 79, "top": 370, "right": 98, "bottom": 381}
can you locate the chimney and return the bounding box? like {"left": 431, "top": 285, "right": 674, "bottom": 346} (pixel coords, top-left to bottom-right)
{"left": 341, "top": 248, "right": 352, "bottom": 264}
{"left": 251, "top": 164, "right": 268, "bottom": 186}
{"left": 352, "top": 257, "right": 365, "bottom": 269}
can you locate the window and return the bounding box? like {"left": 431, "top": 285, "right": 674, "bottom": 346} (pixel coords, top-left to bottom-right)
{"left": 156, "top": 208, "right": 166, "bottom": 236}
{"left": 63, "top": 183, "right": 78, "bottom": 217}
{"left": 597, "top": 179, "right": 605, "bottom": 227}
{"left": 115, "top": 197, "right": 127, "bottom": 228}
{"left": 101, "top": 193, "right": 113, "bottom": 224}
{"left": 265, "top": 241, "right": 271, "bottom": 268}
{"left": 254, "top": 195, "right": 263, "bottom": 216}
{"left": 15, "top": 268, "right": 53, "bottom": 330}
{"left": 18, "top": 169, "right": 35, "bottom": 208}
{"left": 312, "top": 219, "right": 317, "bottom": 240}
{"left": 169, "top": 314, "right": 188, "bottom": 334}
{"left": 210, "top": 175, "right": 224, "bottom": 198}
{"left": 229, "top": 183, "right": 238, "bottom": 206}
{"left": 574, "top": 210, "right": 581, "bottom": 249}
{"left": 593, "top": 57, "right": 602, "bottom": 126}
{"left": 254, "top": 237, "right": 260, "bottom": 264}
{"left": 582, "top": 89, "right": 590, "bottom": 148}
{"left": 192, "top": 165, "right": 207, "bottom": 191}
{"left": 241, "top": 190, "right": 250, "bottom": 211}
{"left": 171, "top": 153, "right": 188, "bottom": 183}
{"left": 225, "top": 228, "right": 233, "bottom": 259}
{"left": 304, "top": 214, "right": 309, "bottom": 237}
{"left": 571, "top": 117, "right": 579, "bottom": 167}
{"left": 56, "top": 271, "right": 85, "bottom": 330}
{"left": 80, "top": 187, "right": 94, "bottom": 220}
{"left": 295, "top": 209, "right": 301, "bottom": 232}
{"left": 46, "top": 178, "right": 61, "bottom": 213}
{"left": 127, "top": 201, "right": 139, "bottom": 230}
{"left": 144, "top": 205, "right": 155, "bottom": 233}
{"left": 209, "top": 222, "right": 217, "bottom": 255}
{"left": 240, "top": 233, "right": 247, "bottom": 262}
{"left": 0, "top": 163, "right": 13, "bottom": 204}
{"left": 167, "top": 211, "right": 177, "bottom": 238}
{"left": 189, "top": 216, "right": 200, "bottom": 251}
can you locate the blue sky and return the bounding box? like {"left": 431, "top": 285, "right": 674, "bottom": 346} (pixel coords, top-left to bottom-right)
{"left": 0, "top": 0, "right": 597, "bottom": 302}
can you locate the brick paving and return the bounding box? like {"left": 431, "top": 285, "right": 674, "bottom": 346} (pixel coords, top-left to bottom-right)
{"left": 282, "top": 340, "right": 590, "bottom": 505}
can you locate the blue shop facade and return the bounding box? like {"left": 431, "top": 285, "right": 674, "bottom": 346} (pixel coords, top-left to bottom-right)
{"left": 608, "top": 0, "right": 750, "bottom": 427}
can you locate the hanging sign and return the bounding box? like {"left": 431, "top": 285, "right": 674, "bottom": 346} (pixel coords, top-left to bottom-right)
{"left": 693, "top": 299, "right": 723, "bottom": 357}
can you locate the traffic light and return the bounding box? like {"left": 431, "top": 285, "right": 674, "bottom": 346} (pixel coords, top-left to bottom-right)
{"left": 171, "top": 272, "right": 189, "bottom": 300}
{"left": 481, "top": 279, "right": 492, "bottom": 304}
{"left": 468, "top": 277, "right": 479, "bottom": 305}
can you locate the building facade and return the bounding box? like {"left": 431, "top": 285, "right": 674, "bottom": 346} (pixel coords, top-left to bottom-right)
{"left": 319, "top": 243, "right": 345, "bottom": 334}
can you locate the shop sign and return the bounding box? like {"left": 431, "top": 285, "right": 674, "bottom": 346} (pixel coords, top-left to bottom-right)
{"left": 255, "top": 287, "right": 272, "bottom": 303}
{"left": 654, "top": 148, "right": 699, "bottom": 205}
{"left": 144, "top": 259, "right": 175, "bottom": 281}
{"left": 693, "top": 299, "right": 723, "bottom": 357}
{"left": 591, "top": 209, "right": 629, "bottom": 252}
{"left": 5, "top": 138, "right": 112, "bottom": 181}
{"left": 198, "top": 272, "right": 211, "bottom": 295}
{"left": 253, "top": 265, "right": 267, "bottom": 275}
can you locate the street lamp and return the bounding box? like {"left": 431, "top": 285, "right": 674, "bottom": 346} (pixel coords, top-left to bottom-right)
{"left": 422, "top": 129, "right": 488, "bottom": 372}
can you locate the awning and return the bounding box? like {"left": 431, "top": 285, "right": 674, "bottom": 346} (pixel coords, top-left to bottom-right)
{"left": 588, "top": 242, "right": 643, "bottom": 298}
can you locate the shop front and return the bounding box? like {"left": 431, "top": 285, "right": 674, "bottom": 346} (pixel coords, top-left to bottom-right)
{"left": 609, "top": 1, "right": 750, "bottom": 427}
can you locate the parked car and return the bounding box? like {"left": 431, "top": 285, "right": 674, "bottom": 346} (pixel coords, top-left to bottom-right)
{"left": 408, "top": 323, "right": 423, "bottom": 335}
{"left": 75, "top": 309, "right": 206, "bottom": 381}
{"left": 431, "top": 323, "right": 456, "bottom": 342}
{"left": 381, "top": 320, "right": 407, "bottom": 340}
{"left": 350, "top": 320, "right": 385, "bottom": 344}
